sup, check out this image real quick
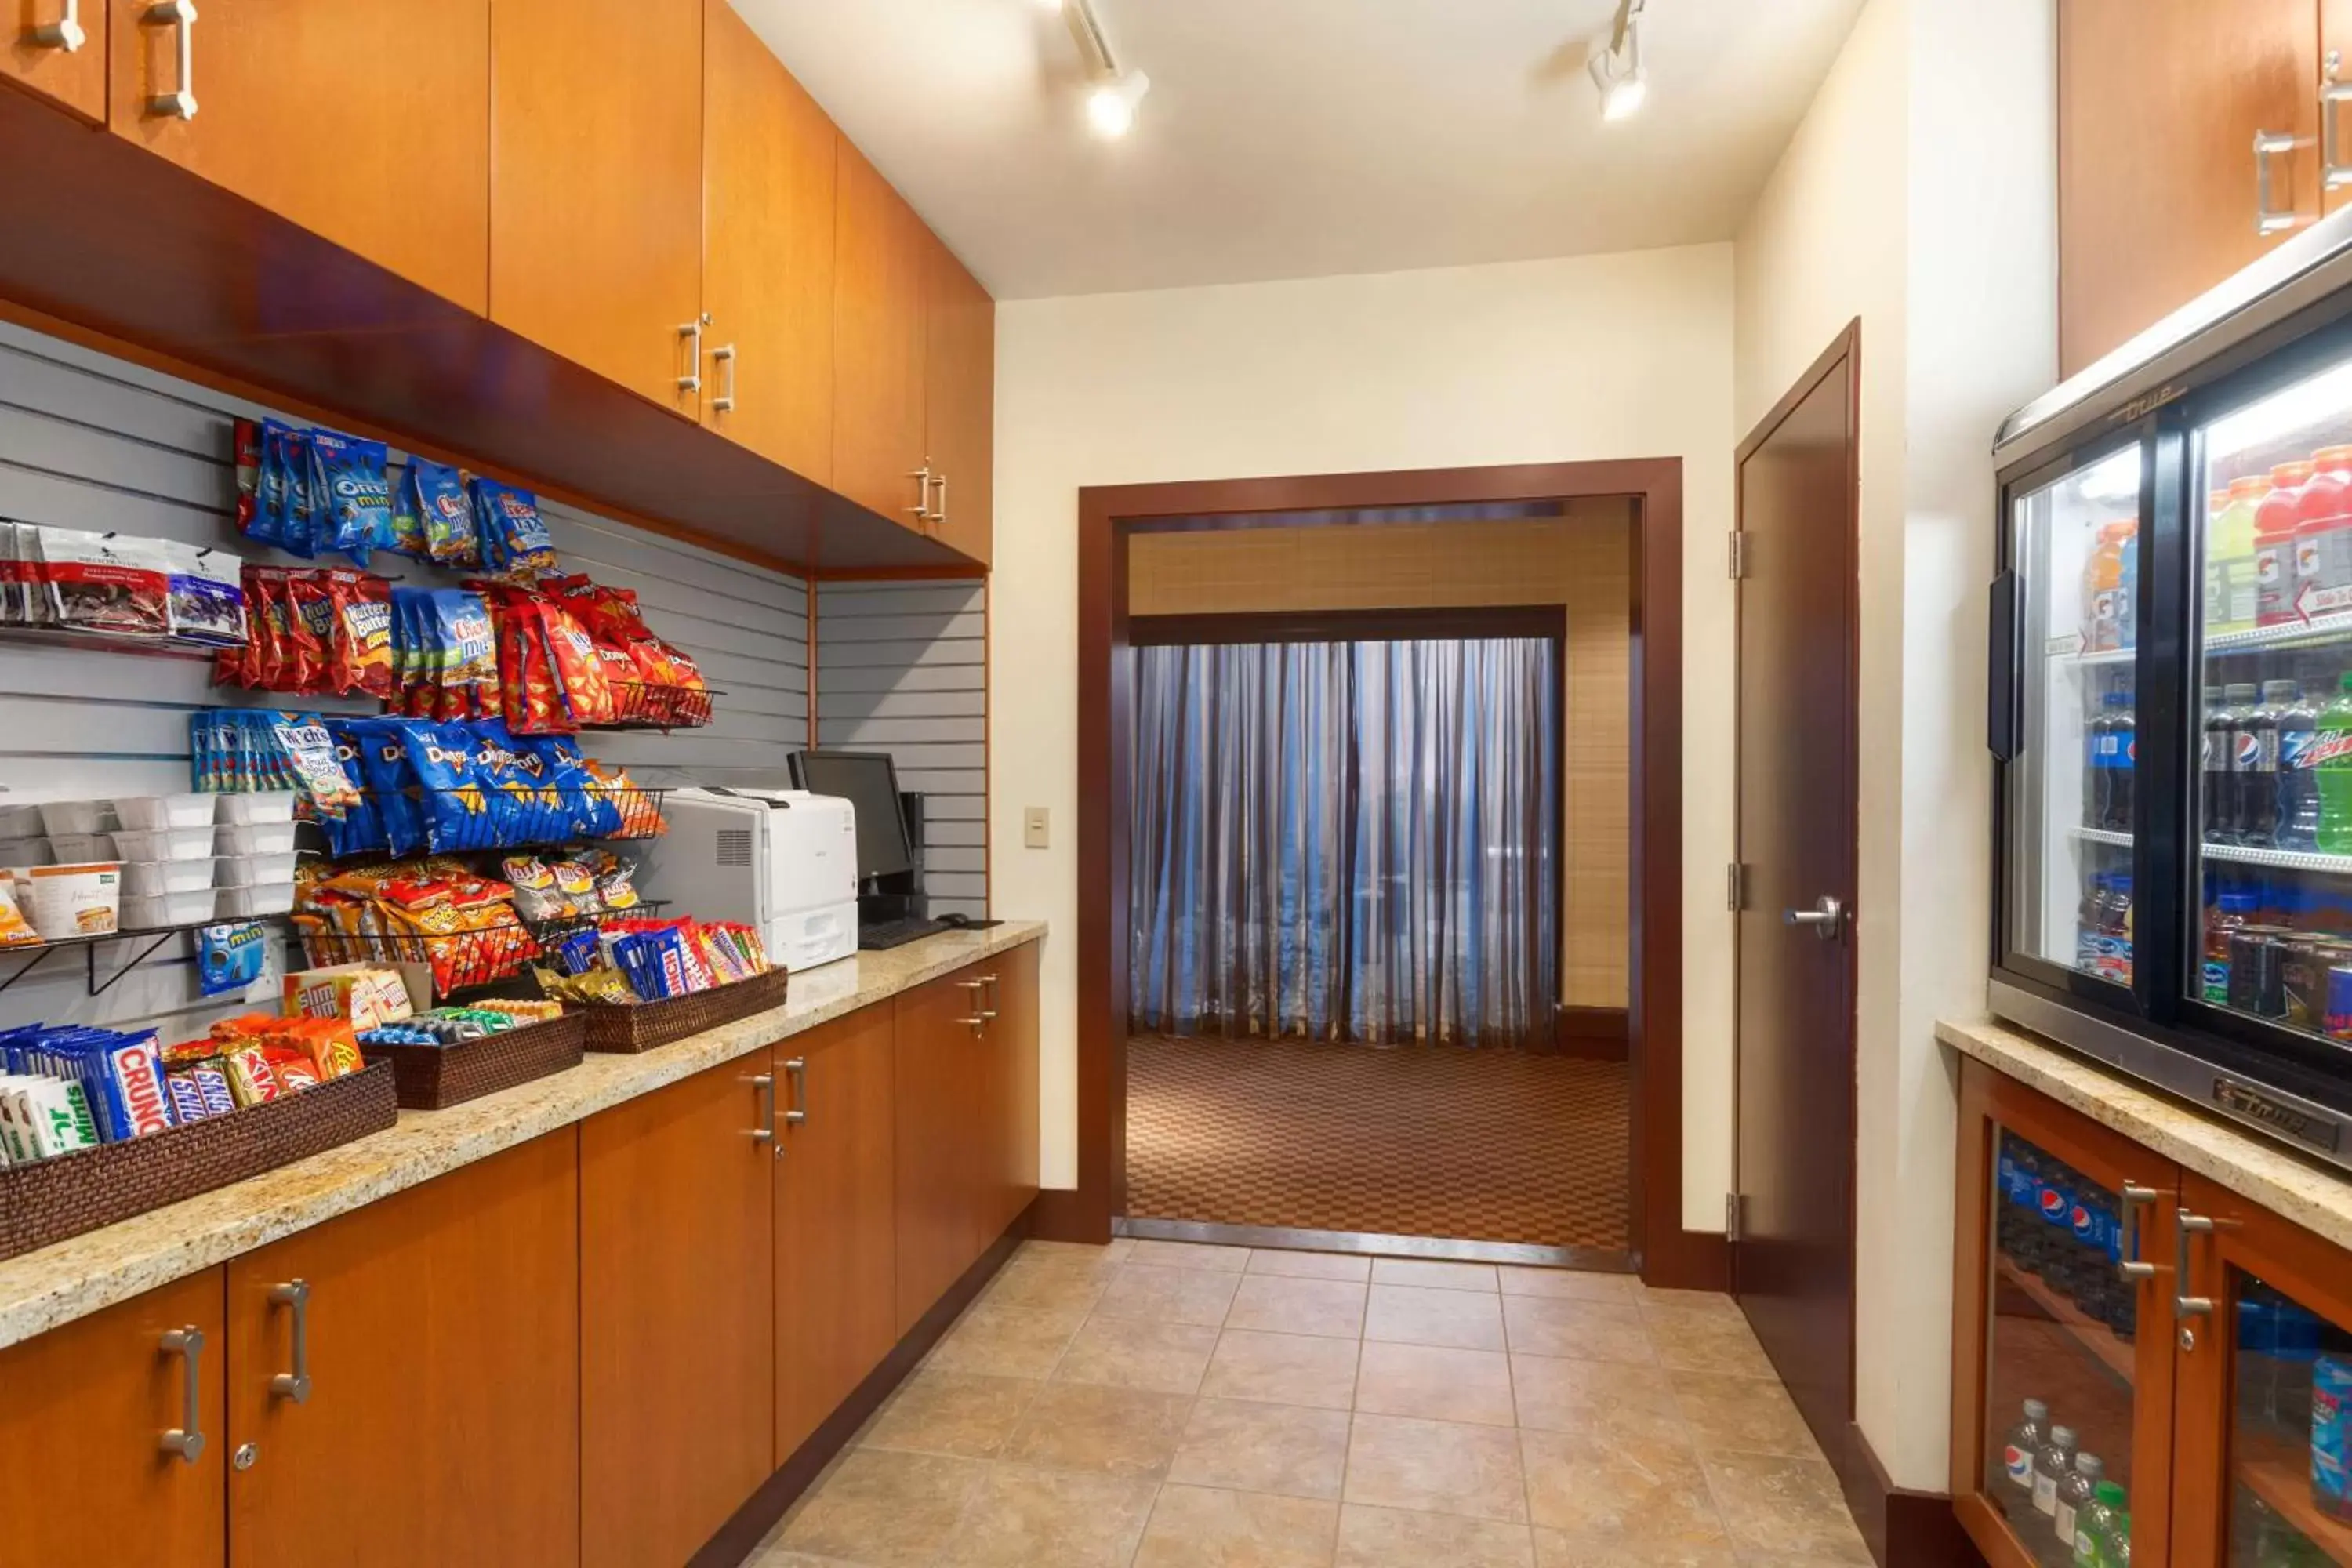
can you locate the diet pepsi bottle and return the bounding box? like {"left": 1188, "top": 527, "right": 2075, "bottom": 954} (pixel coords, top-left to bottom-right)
{"left": 2232, "top": 682, "right": 2278, "bottom": 846}
{"left": 2203, "top": 686, "right": 2231, "bottom": 843}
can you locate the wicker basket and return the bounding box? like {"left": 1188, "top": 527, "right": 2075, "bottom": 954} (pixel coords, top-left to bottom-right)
{"left": 359, "top": 1013, "right": 586, "bottom": 1110}
{"left": 0, "top": 1061, "right": 398, "bottom": 1264}
{"left": 576, "top": 967, "right": 792, "bottom": 1054}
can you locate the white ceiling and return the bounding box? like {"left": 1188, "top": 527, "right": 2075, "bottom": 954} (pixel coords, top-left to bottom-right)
{"left": 731, "top": 0, "right": 1867, "bottom": 301}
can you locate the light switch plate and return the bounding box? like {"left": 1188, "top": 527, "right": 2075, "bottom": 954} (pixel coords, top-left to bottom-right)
{"left": 1023, "top": 806, "right": 1050, "bottom": 849}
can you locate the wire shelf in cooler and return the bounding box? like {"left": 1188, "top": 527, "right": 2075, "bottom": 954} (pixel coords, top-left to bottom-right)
{"left": 2204, "top": 609, "right": 2352, "bottom": 658}
{"left": 2070, "top": 825, "right": 2352, "bottom": 877}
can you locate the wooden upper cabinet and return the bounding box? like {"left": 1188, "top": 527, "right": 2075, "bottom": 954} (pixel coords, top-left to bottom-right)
{"left": 5, "top": 0, "right": 106, "bottom": 122}
{"left": 492, "top": 0, "right": 703, "bottom": 415}
{"left": 925, "top": 234, "right": 996, "bottom": 566}
{"left": 581, "top": 1051, "right": 776, "bottom": 1568}
{"left": 775, "top": 1006, "right": 898, "bottom": 1459}
{"left": 2059, "top": 0, "right": 2319, "bottom": 376}
{"left": 702, "top": 0, "right": 836, "bottom": 485}
{"left": 2327, "top": 0, "right": 2352, "bottom": 216}
{"left": 224, "top": 1132, "right": 580, "bottom": 1568}
{"left": 0, "top": 1270, "right": 226, "bottom": 1568}
{"left": 833, "top": 137, "right": 931, "bottom": 529}
{"left": 105, "top": 0, "right": 490, "bottom": 313}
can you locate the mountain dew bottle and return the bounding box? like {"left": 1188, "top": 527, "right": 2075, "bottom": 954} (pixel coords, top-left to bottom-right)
{"left": 2074, "top": 1480, "right": 2124, "bottom": 1566}
{"left": 2317, "top": 673, "right": 2352, "bottom": 854}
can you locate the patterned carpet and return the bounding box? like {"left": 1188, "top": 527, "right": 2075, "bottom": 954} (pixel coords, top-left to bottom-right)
{"left": 1124, "top": 1033, "right": 1630, "bottom": 1250}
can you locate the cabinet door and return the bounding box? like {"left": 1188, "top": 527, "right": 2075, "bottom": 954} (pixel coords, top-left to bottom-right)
{"left": 832, "top": 138, "right": 931, "bottom": 528}
{"left": 581, "top": 1053, "right": 776, "bottom": 1568}
{"left": 702, "top": 0, "right": 836, "bottom": 484}
{"left": 982, "top": 942, "right": 1040, "bottom": 1243}
{"left": 5, "top": 1, "right": 105, "bottom": 122}
{"left": 894, "top": 964, "right": 986, "bottom": 1331}
{"left": 924, "top": 233, "right": 994, "bottom": 566}
{"left": 491, "top": 0, "right": 702, "bottom": 413}
{"left": 0, "top": 1271, "right": 225, "bottom": 1568}
{"left": 225, "top": 1132, "right": 579, "bottom": 1568}
{"left": 775, "top": 1005, "right": 898, "bottom": 1458}
{"left": 2059, "top": 0, "right": 2318, "bottom": 376}
{"left": 107, "top": 0, "right": 490, "bottom": 313}
{"left": 2171, "top": 1170, "right": 2352, "bottom": 1564}
{"left": 1950, "top": 1059, "right": 2180, "bottom": 1567}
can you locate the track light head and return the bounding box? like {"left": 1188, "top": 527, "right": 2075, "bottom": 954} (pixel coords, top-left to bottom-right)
{"left": 1588, "top": 0, "right": 1648, "bottom": 122}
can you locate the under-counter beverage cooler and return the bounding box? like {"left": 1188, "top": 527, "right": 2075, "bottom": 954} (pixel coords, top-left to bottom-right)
{"left": 1990, "top": 209, "right": 2352, "bottom": 1174}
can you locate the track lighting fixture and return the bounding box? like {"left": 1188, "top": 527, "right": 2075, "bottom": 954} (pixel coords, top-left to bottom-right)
{"left": 1588, "top": 0, "right": 1649, "bottom": 122}
{"left": 1064, "top": 0, "right": 1149, "bottom": 139}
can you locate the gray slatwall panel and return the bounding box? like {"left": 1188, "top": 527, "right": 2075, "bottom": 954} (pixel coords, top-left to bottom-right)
{"left": 815, "top": 579, "right": 987, "bottom": 920}
{"left": 0, "top": 319, "right": 808, "bottom": 1039}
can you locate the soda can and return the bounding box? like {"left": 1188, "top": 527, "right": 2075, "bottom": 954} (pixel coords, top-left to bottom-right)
{"left": 2327, "top": 965, "right": 2352, "bottom": 1041}
{"left": 2230, "top": 927, "right": 2290, "bottom": 1018}
{"left": 2284, "top": 938, "right": 2331, "bottom": 1029}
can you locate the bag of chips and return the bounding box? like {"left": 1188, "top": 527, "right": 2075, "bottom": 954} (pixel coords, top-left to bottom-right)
{"left": 308, "top": 429, "right": 390, "bottom": 565}
{"left": 401, "top": 720, "right": 495, "bottom": 851}
{"left": 406, "top": 459, "right": 477, "bottom": 569}
{"left": 281, "top": 572, "right": 332, "bottom": 693}
{"left": 324, "top": 570, "right": 394, "bottom": 699}
{"left": 470, "top": 477, "right": 557, "bottom": 579}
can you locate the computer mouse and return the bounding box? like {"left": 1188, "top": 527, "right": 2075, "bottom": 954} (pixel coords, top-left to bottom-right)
{"left": 938, "top": 912, "right": 973, "bottom": 928}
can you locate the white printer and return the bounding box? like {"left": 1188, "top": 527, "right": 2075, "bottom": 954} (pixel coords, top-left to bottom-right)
{"left": 637, "top": 788, "right": 858, "bottom": 971}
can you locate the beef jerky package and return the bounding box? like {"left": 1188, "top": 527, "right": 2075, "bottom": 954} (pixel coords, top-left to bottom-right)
{"left": 164, "top": 544, "right": 247, "bottom": 646}
{"left": 40, "top": 528, "right": 171, "bottom": 637}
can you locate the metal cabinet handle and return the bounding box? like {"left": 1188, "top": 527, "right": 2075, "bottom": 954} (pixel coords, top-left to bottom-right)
{"left": 32, "top": 0, "right": 86, "bottom": 50}
{"left": 2175, "top": 1210, "right": 2216, "bottom": 1323}
{"left": 907, "top": 466, "right": 933, "bottom": 521}
{"left": 748, "top": 1071, "right": 775, "bottom": 1144}
{"left": 2117, "top": 1182, "right": 2158, "bottom": 1281}
{"left": 141, "top": 1, "right": 198, "bottom": 120}
{"left": 710, "top": 343, "right": 737, "bottom": 413}
{"left": 158, "top": 1326, "right": 205, "bottom": 1463}
{"left": 676, "top": 321, "right": 703, "bottom": 394}
{"left": 782, "top": 1056, "right": 808, "bottom": 1126}
{"left": 2256, "top": 129, "right": 2302, "bottom": 235}
{"left": 268, "top": 1279, "right": 311, "bottom": 1403}
{"left": 931, "top": 473, "right": 949, "bottom": 525}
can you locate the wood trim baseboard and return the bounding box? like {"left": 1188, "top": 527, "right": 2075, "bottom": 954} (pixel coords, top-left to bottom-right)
{"left": 1843, "top": 1421, "right": 1982, "bottom": 1568}
{"left": 1553, "top": 1005, "right": 1629, "bottom": 1060}
{"left": 688, "top": 1200, "right": 1036, "bottom": 1566}
{"left": 1639, "top": 1226, "right": 1730, "bottom": 1293}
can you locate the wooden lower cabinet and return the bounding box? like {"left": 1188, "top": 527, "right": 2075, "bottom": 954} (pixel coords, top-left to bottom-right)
{"left": 0, "top": 1270, "right": 226, "bottom": 1567}
{"left": 581, "top": 1054, "right": 778, "bottom": 1568}
{"left": 982, "top": 943, "right": 1042, "bottom": 1242}
{"left": 894, "top": 961, "right": 989, "bottom": 1332}
{"left": 775, "top": 1004, "right": 898, "bottom": 1457}
{"left": 224, "top": 1131, "right": 580, "bottom": 1568}
{"left": 1954, "top": 1057, "right": 2352, "bottom": 1566}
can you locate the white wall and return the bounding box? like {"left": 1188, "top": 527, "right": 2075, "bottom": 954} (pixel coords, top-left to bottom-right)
{"left": 1733, "top": 0, "right": 2056, "bottom": 1491}
{"left": 990, "top": 245, "right": 1740, "bottom": 1225}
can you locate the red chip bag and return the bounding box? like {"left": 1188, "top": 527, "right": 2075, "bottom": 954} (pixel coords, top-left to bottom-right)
{"left": 535, "top": 599, "right": 613, "bottom": 727}
{"left": 281, "top": 572, "right": 332, "bottom": 695}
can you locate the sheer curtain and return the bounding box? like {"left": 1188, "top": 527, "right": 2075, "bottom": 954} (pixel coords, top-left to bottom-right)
{"left": 1128, "top": 636, "right": 1559, "bottom": 1047}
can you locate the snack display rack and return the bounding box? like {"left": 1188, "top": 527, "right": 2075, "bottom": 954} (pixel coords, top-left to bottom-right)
{"left": 355, "top": 784, "right": 673, "bottom": 844}
{"left": 358, "top": 1011, "right": 586, "bottom": 1110}
{"left": 574, "top": 965, "right": 793, "bottom": 1054}
{"left": 0, "top": 623, "right": 228, "bottom": 662}
{"left": 0, "top": 915, "right": 284, "bottom": 1000}
{"left": 294, "top": 902, "right": 674, "bottom": 1000}
{"left": 593, "top": 681, "right": 718, "bottom": 731}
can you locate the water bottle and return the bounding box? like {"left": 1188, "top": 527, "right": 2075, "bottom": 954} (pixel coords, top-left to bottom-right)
{"left": 2054, "top": 1451, "right": 2102, "bottom": 1549}
{"left": 2034, "top": 1424, "right": 2078, "bottom": 1515}
{"left": 2002, "top": 1399, "right": 2049, "bottom": 1496}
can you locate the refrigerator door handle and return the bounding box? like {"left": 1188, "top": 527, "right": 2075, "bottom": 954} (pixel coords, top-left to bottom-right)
{"left": 1987, "top": 568, "right": 2021, "bottom": 763}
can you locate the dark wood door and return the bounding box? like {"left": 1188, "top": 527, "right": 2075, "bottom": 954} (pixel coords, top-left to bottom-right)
{"left": 2059, "top": 0, "right": 2318, "bottom": 374}
{"left": 1733, "top": 325, "right": 1860, "bottom": 1464}
{"left": 776, "top": 1005, "right": 898, "bottom": 1458}
{"left": 224, "top": 1131, "right": 580, "bottom": 1568}
{"left": 0, "top": 1271, "right": 226, "bottom": 1567}
{"left": 702, "top": 0, "right": 837, "bottom": 483}
{"left": 5, "top": 0, "right": 106, "bottom": 122}
{"left": 107, "top": 0, "right": 491, "bottom": 313}
{"left": 581, "top": 1053, "right": 776, "bottom": 1568}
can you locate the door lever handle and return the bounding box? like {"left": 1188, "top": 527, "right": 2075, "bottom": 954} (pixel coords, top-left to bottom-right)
{"left": 1783, "top": 895, "right": 1846, "bottom": 940}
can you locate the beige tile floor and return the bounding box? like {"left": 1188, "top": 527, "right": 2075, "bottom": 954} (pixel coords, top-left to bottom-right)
{"left": 750, "top": 1238, "right": 1872, "bottom": 1568}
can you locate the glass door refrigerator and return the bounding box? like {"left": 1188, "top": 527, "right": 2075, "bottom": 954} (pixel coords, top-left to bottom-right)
{"left": 1992, "top": 207, "right": 2352, "bottom": 1169}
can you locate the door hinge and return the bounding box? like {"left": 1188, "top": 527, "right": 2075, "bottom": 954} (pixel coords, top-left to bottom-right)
{"left": 1728, "top": 531, "right": 1750, "bottom": 579}
{"left": 1725, "top": 862, "right": 1750, "bottom": 912}
{"left": 1726, "top": 1191, "right": 1744, "bottom": 1243}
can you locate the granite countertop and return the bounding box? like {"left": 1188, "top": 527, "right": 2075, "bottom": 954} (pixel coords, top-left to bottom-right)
{"left": 1938, "top": 1014, "right": 2352, "bottom": 1253}
{"left": 0, "top": 921, "right": 1047, "bottom": 1352}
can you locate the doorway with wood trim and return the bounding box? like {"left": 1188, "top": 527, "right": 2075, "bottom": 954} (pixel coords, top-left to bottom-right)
{"left": 1040, "top": 461, "right": 1705, "bottom": 1283}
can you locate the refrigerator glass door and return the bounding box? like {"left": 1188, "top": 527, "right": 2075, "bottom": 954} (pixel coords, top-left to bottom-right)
{"left": 2190, "top": 358, "right": 2352, "bottom": 1037}
{"left": 2008, "top": 449, "right": 2143, "bottom": 989}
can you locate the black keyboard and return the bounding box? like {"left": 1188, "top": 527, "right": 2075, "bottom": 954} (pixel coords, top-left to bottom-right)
{"left": 858, "top": 916, "right": 951, "bottom": 951}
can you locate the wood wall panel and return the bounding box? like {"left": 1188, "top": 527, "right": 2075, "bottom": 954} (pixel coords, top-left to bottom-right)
{"left": 1127, "top": 506, "right": 1632, "bottom": 1009}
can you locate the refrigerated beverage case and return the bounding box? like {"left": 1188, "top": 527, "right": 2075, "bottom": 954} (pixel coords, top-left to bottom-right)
{"left": 2232, "top": 682, "right": 2277, "bottom": 844}
{"left": 2206, "top": 893, "right": 2256, "bottom": 1003}
{"left": 2002, "top": 1399, "right": 2050, "bottom": 1494}
{"left": 2075, "top": 1480, "right": 2125, "bottom": 1568}
{"left": 2054, "top": 1451, "right": 2103, "bottom": 1548}
{"left": 2105, "top": 691, "right": 2136, "bottom": 832}
{"left": 2280, "top": 681, "right": 2323, "bottom": 849}
{"left": 2084, "top": 521, "right": 2131, "bottom": 652}
{"left": 2259, "top": 462, "right": 2317, "bottom": 627}
{"left": 2034, "top": 1425, "right": 2078, "bottom": 1514}
{"left": 2209, "top": 476, "right": 2268, "bottom": 633}
{"left": 2316, "top": 673, "right": 2352, "bottom": 853}
{"left": 2299, "top": 445, "right": 2352, "bottom": 621}
{"left": 2206, "top": 686, "right": 2235, "bottom": 842}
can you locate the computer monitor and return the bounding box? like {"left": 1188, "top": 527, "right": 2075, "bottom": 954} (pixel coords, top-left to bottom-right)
{"left": 789, "top": 750, "right": 914, "bottom": 881}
